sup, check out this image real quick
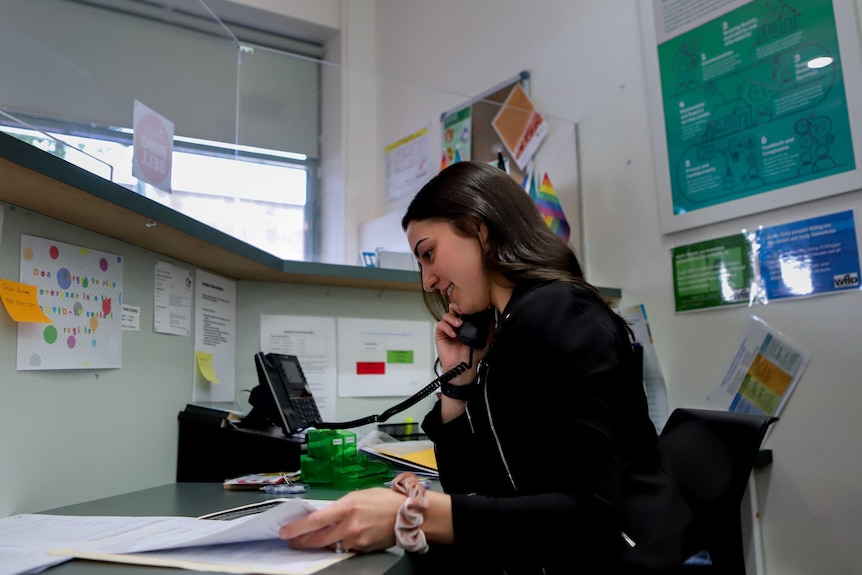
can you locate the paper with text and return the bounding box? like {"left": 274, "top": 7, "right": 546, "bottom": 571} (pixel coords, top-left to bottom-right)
{"left": 260, "top": 315, "right": 337, "bottom": 422}
{"left": 193, "top": 269, "right": 237, "bottom": 402}
{"left": 49, "top": 499, "right": 350, "bottom": 575}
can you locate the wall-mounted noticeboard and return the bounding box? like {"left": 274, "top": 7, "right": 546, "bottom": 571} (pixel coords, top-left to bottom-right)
{"left": 439, "top": 71, "right": 583, "bottom": 260}
{"left": 440, "top": 71, "right": 532, "bottom": 183}
{"left": 640, "top": 0, "right": 862, "bottom": 234}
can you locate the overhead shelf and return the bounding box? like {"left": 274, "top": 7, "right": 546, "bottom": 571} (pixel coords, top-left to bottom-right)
{"left": 0, "top": 132, "right": 621, "bottom": 298}
{"left": 0, "top": 132, "right": 418, "bottom": 291}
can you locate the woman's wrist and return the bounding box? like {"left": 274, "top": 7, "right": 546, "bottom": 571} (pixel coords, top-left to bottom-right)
{"left": 391, "top": 473, "right": 430, "bottom": 553}
{"left": 421, "top": 491, "right": 454, "bottom": 544}
{"left": 441, "top": 379, "right": 478, "bottom": 400}
{"left": 441, "top": 366, "right": 474, "bottom": 386}
{"left": 390, "top": 476, "right": 454, "bottom": 549}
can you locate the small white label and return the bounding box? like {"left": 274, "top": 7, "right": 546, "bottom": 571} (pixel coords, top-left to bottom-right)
{"left": 121, "top": 304, "right": 141, "bottom": 331}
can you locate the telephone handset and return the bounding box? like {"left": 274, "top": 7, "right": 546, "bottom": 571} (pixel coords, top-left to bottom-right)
{"left": 253, "top": 352, "right": 322, "bottom": 435}
{"left": 457, "top": 308, "right": 495, "bottom": 348}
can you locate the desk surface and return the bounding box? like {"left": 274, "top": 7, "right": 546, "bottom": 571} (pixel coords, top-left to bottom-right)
{"left": 40, "top": 483, "right": 412, "bottom": 575}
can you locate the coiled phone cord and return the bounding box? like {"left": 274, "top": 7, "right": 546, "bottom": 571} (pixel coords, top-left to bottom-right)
{"left": 312, "top": 348, "right": 474, "bottom": 430}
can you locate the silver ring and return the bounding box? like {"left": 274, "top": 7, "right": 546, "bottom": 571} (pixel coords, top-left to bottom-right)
{"left": 335, "top": 540, "right": 345, "bottom": 554}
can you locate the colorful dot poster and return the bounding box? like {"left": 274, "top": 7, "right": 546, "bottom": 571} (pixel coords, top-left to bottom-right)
{"left": 18, "top": 235, "right": 123, "bottom": 370}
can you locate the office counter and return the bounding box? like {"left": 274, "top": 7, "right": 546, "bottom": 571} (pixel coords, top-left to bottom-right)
{"left": 39, "top": 483, "right": 413, "bottom": 575}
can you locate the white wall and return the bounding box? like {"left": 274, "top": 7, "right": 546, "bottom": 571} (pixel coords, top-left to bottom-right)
{"left": 226, "top": 0, "right": 340, "bottom": 30}
{"left": 363, "top": 1, "right": 862, "bottom": 574}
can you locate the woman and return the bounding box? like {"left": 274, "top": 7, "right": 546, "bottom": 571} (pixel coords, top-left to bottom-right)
{"left": 280, "top": 161, "right": 684, "bottom": 573}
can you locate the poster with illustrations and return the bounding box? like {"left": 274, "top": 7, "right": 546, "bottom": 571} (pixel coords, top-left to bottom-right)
{"left": 641, "top": 0, "right": 862, "bottom": 232}
{"left": 18, "top": 235, "right": 123, "bottom": 370}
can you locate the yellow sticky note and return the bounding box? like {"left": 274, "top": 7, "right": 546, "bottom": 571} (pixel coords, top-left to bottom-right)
{"left": 195, "top": 350, "right": 220, "bottom": 383}
{"left": 0, "top": 279, "right": 52, "bottom": 323}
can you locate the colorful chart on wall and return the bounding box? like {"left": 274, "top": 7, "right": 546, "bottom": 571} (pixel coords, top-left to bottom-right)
{"left": 17, "top": 235, "right": 123, "bottom": 370}
{"left": 641, "top": 0, "right": 862, "bottom": 233}
{"left": 707, "top": 315, "right": 810, "bottom": 417}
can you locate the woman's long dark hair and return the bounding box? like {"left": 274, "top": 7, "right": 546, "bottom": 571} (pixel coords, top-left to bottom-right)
{"left": 402, "top": 161, "right": 618, "bottom": 322}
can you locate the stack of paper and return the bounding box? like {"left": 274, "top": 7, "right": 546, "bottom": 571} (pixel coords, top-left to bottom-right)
{"left": 0, "top": 499, "right": 350, "bottom": 575}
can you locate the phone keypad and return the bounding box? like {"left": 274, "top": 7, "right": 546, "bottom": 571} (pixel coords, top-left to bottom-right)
{"left": 294, "top": 397, "right": 321, "bottom": 423}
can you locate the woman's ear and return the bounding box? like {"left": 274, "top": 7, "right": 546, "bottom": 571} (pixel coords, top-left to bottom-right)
{"left": 477, "top": 221, "right": 489, "bottom": 244}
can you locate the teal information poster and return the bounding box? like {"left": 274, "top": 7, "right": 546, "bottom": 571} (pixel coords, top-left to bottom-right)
{"left": 642, "top": 0, "right": 862, "bottom": 232}
{"left": 672, "top": 233, "right": 755, "bottom": 312}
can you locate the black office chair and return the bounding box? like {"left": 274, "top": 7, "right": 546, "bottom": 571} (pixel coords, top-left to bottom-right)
{"left": 657, "top": 408, "right": 778, "bottom": 574}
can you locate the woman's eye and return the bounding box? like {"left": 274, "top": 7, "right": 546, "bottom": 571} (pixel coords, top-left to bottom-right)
{"left": 421, "top": 249, "right": 433, "bottom": 261}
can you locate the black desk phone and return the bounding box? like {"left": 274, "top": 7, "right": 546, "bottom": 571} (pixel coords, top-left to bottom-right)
{"left": 247, "top": 310, "right": 494, "bottom": 435}
{"left": 253, "top": 352, "right": 322, "bottom": 435}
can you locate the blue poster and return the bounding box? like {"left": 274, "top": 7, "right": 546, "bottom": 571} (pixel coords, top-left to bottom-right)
{"left": 757, "top": 210, "right": 860, "bottom": 299}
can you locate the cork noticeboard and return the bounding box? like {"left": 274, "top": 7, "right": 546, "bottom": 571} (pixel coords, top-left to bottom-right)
{"left": 440, "top": 72, "right": 531, "bottom": 183}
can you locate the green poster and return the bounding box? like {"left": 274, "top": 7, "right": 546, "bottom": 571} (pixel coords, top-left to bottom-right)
{"left": 672, "top": 234, "right": 754, "bottom": 312}
{"left": 658, "top": 0, "right": 855, "bottom": 215}
{"left": 442, "top": 106, "right": 471, "bottom": 165}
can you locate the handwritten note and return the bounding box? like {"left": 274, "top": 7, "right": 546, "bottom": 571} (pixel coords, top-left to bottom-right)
{"left": 0, "top": 279, "right": 52, "bottom": 323}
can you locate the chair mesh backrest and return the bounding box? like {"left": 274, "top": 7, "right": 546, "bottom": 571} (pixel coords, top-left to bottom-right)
{"left": 657, "top": 408, "right": 778, "bottom": 571}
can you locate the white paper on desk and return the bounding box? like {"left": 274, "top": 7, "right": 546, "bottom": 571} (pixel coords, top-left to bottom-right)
{"left": 0, "top": 513, "right": 176, "bottom": 575}
{"left": 60, "top": 499, "right": 318, "bottom": 554}
{"left": 0, "top": 547, "right": 68, "bottom": 575}
{"left": 79, "top": 539, "right": 350, "bottom": 575}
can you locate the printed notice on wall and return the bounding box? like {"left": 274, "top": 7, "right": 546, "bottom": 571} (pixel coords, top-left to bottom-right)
{"left": 17, "top": 235, "right": 123, "bottom": 370}
{"left": 260, "top": 314, "right": 338, "bottom": 422}
{"left": 385, "top": 126, "right": 432, "bottom": 202}
{"left": 707, "top": 315, "right": 810, "bottom": 417}
{"left": 193, "top": 269, "right": 236, "bottom": 403}
{"left": 121, "top": 304, "right": 140, "bottom": 331}
{"left": 671, "top": 233, "right": 755, "bottom": 312}
{"left": 336, "top": 317, "right": 434, "bottom": 397}
{"left": 756, "top": 209, "right": 860, "bottom": 300}
{"left": 153, "top": 261, "right": 192, "bottom": 336}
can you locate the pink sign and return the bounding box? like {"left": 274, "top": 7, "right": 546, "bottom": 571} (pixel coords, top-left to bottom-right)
{"left": 133, "top": 100, "right": 174, "bottom": 190}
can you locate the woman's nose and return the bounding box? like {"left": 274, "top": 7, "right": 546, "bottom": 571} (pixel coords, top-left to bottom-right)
{"left": 421, "top": 269, "right": 437, "bottom": 293}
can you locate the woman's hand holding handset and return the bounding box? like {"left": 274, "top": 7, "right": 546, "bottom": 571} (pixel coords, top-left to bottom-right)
{"left": 435, "top": 304, "right": 489, "bottom": 386}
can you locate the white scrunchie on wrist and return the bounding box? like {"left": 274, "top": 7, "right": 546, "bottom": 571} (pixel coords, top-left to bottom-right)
{"left": 391, "top": 472, "right": 430, "bottom": 553}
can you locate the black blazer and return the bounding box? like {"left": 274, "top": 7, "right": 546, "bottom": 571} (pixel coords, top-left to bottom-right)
{"left": 415, "top": 281, "right": 689, "bottom": 574}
